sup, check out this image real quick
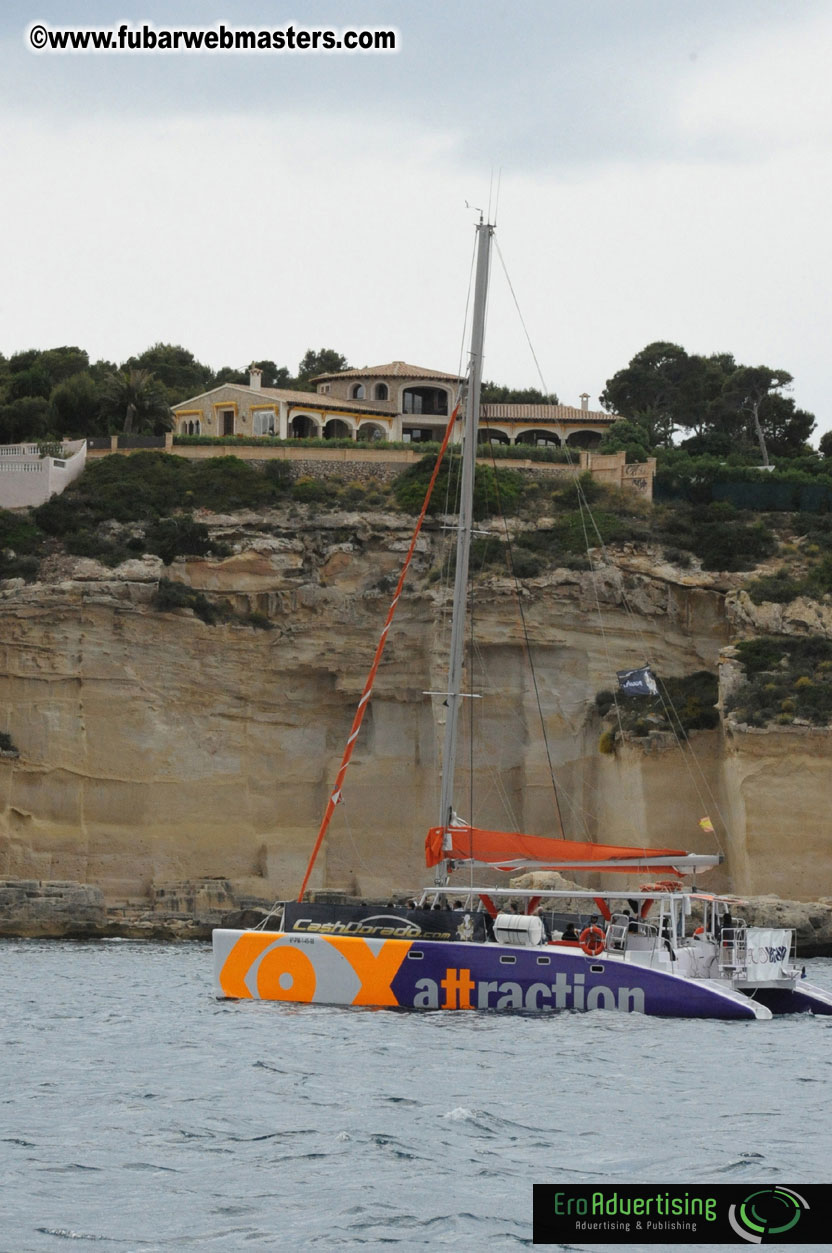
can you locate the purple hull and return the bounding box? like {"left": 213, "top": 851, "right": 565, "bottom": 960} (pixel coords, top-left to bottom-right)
{"left": 744, "top": 980, "right": 832, "bottom": 1016}
{"left": 212, "top": 930, "right": 771, "bottom": 1019}
{"left": 389, "top": 942, "right": 762, "bottom": 1020}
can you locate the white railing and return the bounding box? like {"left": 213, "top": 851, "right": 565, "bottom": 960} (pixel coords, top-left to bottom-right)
{"left": 718, "top": 924, "right": 747, "bottom": 976}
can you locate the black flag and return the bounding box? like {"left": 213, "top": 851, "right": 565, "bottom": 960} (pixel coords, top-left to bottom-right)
{"left": 616, "top": 665, "right": 658, "bottom": 697}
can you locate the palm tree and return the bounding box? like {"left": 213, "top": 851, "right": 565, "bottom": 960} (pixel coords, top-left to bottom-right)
{"left": 101, "top": 368, "right": 171, "bottom": 434}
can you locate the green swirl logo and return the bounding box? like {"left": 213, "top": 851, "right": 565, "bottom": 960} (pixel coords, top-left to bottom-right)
{"left": 728, "top": 1187, "right": 808, "bottom": 1244}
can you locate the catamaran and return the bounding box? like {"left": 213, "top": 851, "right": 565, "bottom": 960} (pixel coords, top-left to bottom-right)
{"left": 213, "top": 220, "right": 832, "bottom": 1020}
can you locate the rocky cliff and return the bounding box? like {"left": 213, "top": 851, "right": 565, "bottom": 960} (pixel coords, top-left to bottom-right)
{"left": 0, "top": 504, "right": 829, "bottom": 908}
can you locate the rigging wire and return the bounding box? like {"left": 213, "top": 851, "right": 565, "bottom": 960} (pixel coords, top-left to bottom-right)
{"left": 486, "top": 439, "right": 567, "bottom": 839}
{"left": 493, "top": 237, "right": 729, "bottom": 853}
{"left": 467, "top": 555, "right": 476, "bottom": 894}
{"left": 494, "top": 238, "right": 552, "bottom": 403}
{"left": 469, "top": 638, "right": 522, "bottom": 831}
{"left": 572, "top": 478, "right": 729, "bottom": 852}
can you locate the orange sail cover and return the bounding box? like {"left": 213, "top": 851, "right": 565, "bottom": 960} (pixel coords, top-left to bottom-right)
{"left": 425, "top": 825, "right": 690, "bottom": 876}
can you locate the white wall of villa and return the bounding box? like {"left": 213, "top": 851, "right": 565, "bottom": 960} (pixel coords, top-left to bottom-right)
{"left": 0, "top": 440, "right": 87, "bottom": 509}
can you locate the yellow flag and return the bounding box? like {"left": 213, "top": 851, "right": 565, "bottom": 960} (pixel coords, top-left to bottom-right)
{"left": 699, "top": 816, "right": 715, "bottom": 833}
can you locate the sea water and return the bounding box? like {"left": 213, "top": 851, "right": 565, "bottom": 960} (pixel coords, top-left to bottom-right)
{"left": 2, "top": 940, "right": 830, "bottom": 1251}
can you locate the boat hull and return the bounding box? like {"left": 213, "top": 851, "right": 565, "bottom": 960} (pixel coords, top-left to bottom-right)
{"left": 739, "top": 980, "right": 832, "bottom": 1016}
{"left": 213, "top": 929, "right": 770, "bottom": 1020}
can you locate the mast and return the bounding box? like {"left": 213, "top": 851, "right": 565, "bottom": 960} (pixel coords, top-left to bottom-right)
{"left": 436, "top": 217, "right": 494, "bottom": 884}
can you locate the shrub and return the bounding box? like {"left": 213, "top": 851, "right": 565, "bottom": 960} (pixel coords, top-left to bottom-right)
{"left": 595, "top": 670, "right": 719, "bottom": 739}
{"left": 595, "top": 690, "right": 615, "bottom": 717}
{"left": 651, "top": 502, "right": 775, "bottom": 571}
{"left": 145, "top": 515, "right": 217, "bottom": 565}
{"left": 508, "top": 549, "right": 544, "bottom": 579}
{"left": 392, "top": 455, "right": 525, "bottom": 521}
{"left": 152, "top": 578, "right": 225, "bottom": 625}
{"left": 747, "top": 569, "right": 805, "bottom": 605}
{"left": 245, "top": 611, "right": 273, "bottom": 630}
{"left": 516, "top": 508, "right": 633, "bottom": 561}
{"left": 338, "top": 480, "right": 369, "bottom": 507}
{"left": 732, "top": 637, "right": 788, "bottom": 675}
{"left": 598, "top": 730, "right": 616, "bottom": 754}
{"left": 727, "top": 635, "right": 832, "bottom": 726}
{"left": 0, "top": 731, "right": 18, "bottom": 753}
{"left": 64, "top": 529, "right": 131, "bottom": 567}
{"left": 35, "top": 452, "right": 297, "bottom": 533}
{"left": 468, "top": 535, "right": 505, "bottom": 572}
{"left": 292, "top": 476, "right": 331, "bottom": 504}
{"left": 261, "top": 460, "right": 295, "bottom": 489}
{"left": 0, "top": 509, "right": 45, "bottom": 581}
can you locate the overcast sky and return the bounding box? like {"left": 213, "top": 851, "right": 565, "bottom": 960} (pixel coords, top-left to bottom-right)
{"left": 2, "top": 1, "right": 830, "bottom": 434}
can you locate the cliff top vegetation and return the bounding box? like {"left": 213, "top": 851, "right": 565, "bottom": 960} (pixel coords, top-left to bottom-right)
{"left": 726, "top": 637, "right": 832, "bottom": 728}
{"left": 4, "top": 448, "right": 832, "bottom": 589}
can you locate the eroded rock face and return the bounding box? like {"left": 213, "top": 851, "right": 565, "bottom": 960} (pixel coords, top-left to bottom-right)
{"left": 0, "top": 508, "right": 828, "bottom": 907}
{"left": 0, "top": 877, "right": 105, "bottom": 937}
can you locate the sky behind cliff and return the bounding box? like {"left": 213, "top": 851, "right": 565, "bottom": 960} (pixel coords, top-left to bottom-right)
{"left": 1, "top": 1, "right": 830, "bottom": 433}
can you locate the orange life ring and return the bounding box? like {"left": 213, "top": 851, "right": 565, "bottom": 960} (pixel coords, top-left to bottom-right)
{"left": 579, "top": 924, "right": 606, "bottom": 957}
{"left": 693, "top": 926, "right": 704, "bottom": 936}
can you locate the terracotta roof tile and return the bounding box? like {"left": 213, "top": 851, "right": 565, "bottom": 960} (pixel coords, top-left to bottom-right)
{"left": 312, "top": 361, "right": 462, "bottom": 382}
{"left": 173, "top": 383, "right": 395, "bottom": 415}
{"left": 480, "top": 403, "right": 617, "bottom": 423}
{"left": 256, "top": 387, "right": 396, "bottom": 413}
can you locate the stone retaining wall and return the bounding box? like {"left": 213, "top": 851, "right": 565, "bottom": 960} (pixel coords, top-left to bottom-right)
{"left": 85, "top": 442, "right": 655, "bottom": 498}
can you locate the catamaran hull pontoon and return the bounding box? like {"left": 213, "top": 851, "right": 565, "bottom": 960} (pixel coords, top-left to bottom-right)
{"left": 213, "top": 926, "right": 832, "bottom": 1021}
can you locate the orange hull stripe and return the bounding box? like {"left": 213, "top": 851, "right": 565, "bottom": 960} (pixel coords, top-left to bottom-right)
{"left": 257, "top": 944, "right": 317, "bottom": 1002}
{"left": 219, "top": 933, "right": 277, "bottom": 998}
{"left": 327, "top": 937, "right": 409, "bottom": 1006}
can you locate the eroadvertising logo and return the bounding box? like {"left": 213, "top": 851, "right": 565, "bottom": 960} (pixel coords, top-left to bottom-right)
{"left": 728, "top": 1188, "right": 810, "bottom": 1244}
{"left": 532, "top": 1184, "right": 830, "bottom": 1245}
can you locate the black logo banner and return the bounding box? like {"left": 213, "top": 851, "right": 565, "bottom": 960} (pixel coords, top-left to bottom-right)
{"left": 533, "top": 1184, "right": 831, "bottom": 1244}
{"left": 282, "top": 900, "right": 490, "bottom": 944}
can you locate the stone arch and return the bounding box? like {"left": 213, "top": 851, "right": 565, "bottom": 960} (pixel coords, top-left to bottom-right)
{"left": 324, "top": 417, "right": 355, "bottom": 440}
{"left": 291, "top": 413, "right": 322, "bottom": 439}
{"left": 478, "top": 427, "right": 510, "bottom": 446}
{"left": 357, "top": 422, "right": 386, "bottom": 442}
{"left": 565, "top": 429, "right": 603, "bottom": 449}
{"left": 351, "top": 383, "right": 366, "bottom": 400}
{"left": 514, "top": 428, "right": 562, "bottom": 447}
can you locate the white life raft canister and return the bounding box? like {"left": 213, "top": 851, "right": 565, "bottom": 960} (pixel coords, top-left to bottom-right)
{"left": 493, "top": 912, "right": 546, "bottom": 947}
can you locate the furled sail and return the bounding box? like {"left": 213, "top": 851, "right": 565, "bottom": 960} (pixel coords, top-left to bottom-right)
{"left": 425, "top": 824, "right": 718, "bottom": 876}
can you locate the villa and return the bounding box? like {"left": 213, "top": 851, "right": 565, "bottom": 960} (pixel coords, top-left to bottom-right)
{"left": 172, "top": 362, "right": 618, "bottom": 449}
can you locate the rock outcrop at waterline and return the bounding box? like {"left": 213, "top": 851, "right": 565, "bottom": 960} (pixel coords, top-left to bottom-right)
{"left": 0, "top": 504, "right": 829, "bottom": 917}
{"left": 3, "top": 874, "right": 832, "bottom": 956}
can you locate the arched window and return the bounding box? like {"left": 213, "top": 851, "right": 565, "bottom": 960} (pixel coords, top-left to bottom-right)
{"left": 195, "top": 419, "right": 201, "bottom": 435}
{"left": 375, "top": 383, "right": 389, "bottom": 401}
{"left": 188, "top": 420, "right": 194, "bottom": 435}
{"left": 351, "top": 383, "right": 365, "bottom": 400}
